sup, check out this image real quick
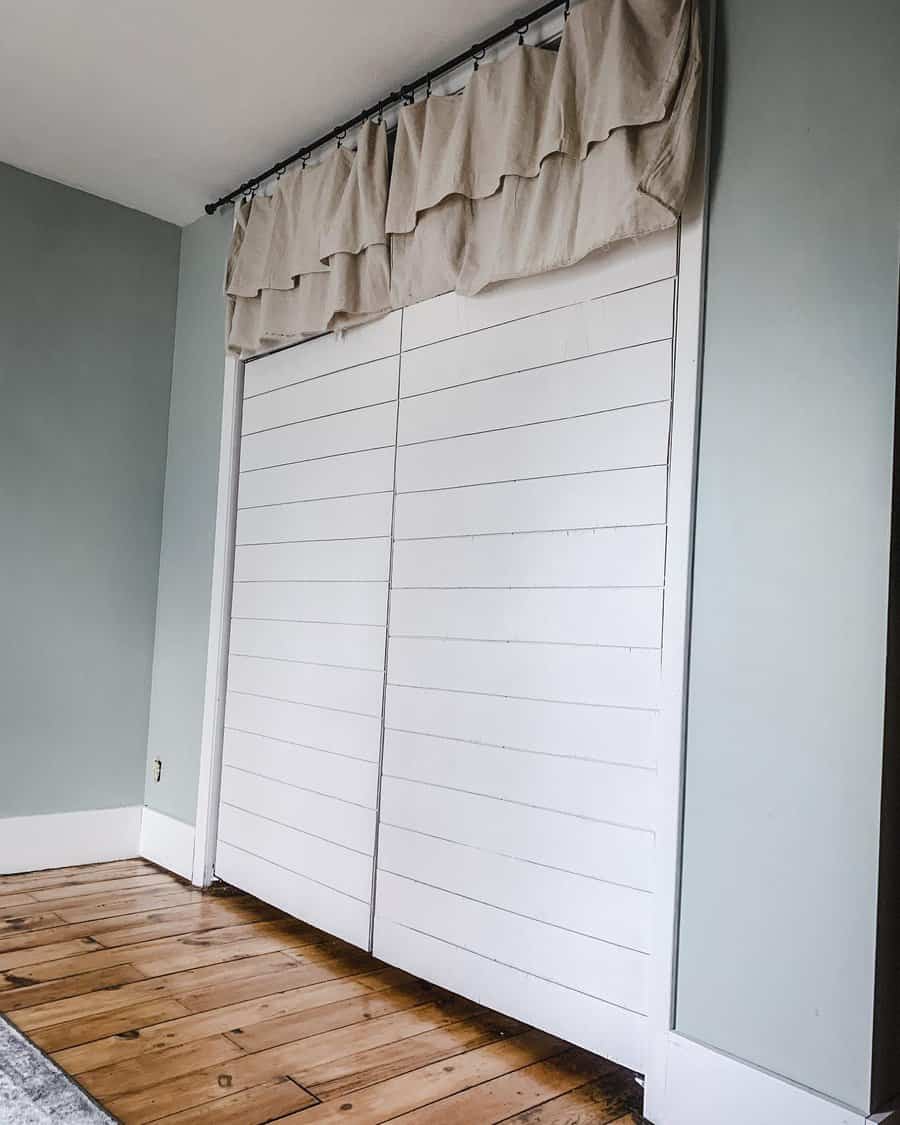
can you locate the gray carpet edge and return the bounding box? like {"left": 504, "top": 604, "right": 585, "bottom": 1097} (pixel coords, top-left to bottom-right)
{"left": 0, "top": 1013, "right": 117, "bottom": 1123}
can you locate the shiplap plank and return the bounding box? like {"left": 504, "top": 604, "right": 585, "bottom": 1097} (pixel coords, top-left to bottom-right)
{"left": 227, "top": 658, "right": 383, "bottom": 718}
{"left": 399, "top": 323, "right": 670, "bottom": 414}
{"left": 391, "top": 526, "right": 665, "bottom": 589}
{"left": 220, "top": 767, "right": 375, "bottom": 855}
{"left": 215, "top": 843, "right": 370, "bottom": 949}
{"left": 401, "top": 230, "right": 676, "bottom": 351}
{"left": 394, "top": 466, "right": 667, "bottom": 540}
{"left": 243, "top": 356, "right": 398, "bottom": 434}
{"left": 379, "top": 778, "right": 652, "bottom": 891}
{"left": 396, "top": 402, "right": 670, "bottom": 493}
{"left": 233, "top": 539, "right": 390, "bottom": 582}
{"left": 236, "top": 493, "right": 393, "bottom": 546}
{"left": 223, "top": 729, "right": 379, "bottom": 807}
{"left": 238, "top": 448, "right": 395, "bottom": 509}
{"left": 382, "top": 729, "right": 654, "bottom": 830}
{"left": 240, "top": 402, "right": 397, "bottom": 472}
{"left": 224, "top": 690, "right": 382, "bottom": 762}
{"left": 388, "top": 637, "right": 660, "bottom": 709}
{"left": 217, "top": 805, "right": 372, "bottom": 902}
{"left": 372, "top": 918, "right": 646, "bottom": 1072}
{"left": 389, "top": 587, "right": 663, "bottom": 648}
{"left": 242, "top": 312, "right": 401, "bottom": 398}
{"left": 377, "top": 825, "right": 651, "bottom": 952}
{"left": 230, "top": 581, "right": 388, "bottom": 627}
{"left": 385, "top": 685, "right": 659, "bottom": 768}
{"left": 230, "top": 619, "right": 385, "bottom": 670}
{"left": 375, "top": 873, "right": 647, "bottom": 1014}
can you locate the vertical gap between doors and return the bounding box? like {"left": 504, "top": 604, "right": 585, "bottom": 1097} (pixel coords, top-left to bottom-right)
{"left": 368, "top": 309, "right": 404, "bottom": 952}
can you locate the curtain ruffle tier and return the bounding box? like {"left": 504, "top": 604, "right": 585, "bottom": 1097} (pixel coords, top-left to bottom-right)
{"left": 224, "top": 0, "right": 701, "bottom": 352}
{"left": 387, "top": 0, "right": 701, "bottom": 305}
{"left": 226, "top": 121, "right": 391, "bottom": 357}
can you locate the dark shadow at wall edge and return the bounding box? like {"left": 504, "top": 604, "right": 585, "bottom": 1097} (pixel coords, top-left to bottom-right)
{"left": 703, "top": 0, "right": 726, "bottom": 215}
{"left": 872, "top": 265, "right": 900, "bottom": 1113}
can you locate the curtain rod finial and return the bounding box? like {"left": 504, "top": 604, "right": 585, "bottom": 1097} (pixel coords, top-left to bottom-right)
{"left": 205, "top": 203, "right": 217, "bottom": 215}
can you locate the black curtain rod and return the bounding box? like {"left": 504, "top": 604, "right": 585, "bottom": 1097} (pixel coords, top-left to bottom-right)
{"left": 204, "top": 0, "right": 570, "bottom": 214}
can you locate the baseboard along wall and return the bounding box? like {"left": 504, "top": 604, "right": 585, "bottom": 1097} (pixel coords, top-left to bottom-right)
{"left": 0, "top": 806, "right": 142, "bottom": 875}
{"left": 138, "top": 806, "right": 196, "bottom": 881}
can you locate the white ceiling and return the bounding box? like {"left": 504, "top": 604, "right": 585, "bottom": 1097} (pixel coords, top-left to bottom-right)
{"left": 0, "top": 0, "right": 528, "bottom": 226}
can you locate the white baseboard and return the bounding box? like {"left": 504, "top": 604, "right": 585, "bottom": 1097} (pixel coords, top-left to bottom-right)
{"left": 653, "top": 1034, "right": 893, "bottom": 1125}
{"left": 0, "top": 806, "right": 142, "bottom": 874}
{"left": 139, "top": 807, "right": 196, "bottom": 881}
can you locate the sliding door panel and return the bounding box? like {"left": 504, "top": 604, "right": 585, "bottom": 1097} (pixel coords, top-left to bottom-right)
{"left": 216, "top": 312, "right": 401, "bottom": 949}
{"left": 373, "top": 236, "right": 677, "bottom": 1072}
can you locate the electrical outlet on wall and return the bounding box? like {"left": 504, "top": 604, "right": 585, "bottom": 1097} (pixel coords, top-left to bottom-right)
{"left": 152, "top": 758, "right": 162, "bottom": 783}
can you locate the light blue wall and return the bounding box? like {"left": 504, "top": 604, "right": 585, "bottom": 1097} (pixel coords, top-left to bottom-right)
{"left": 676, "top": 0, "right": 900, "bottom": 1112}
{"left": 144, "top": 210, "right": 233, "bottom": 825}
{"left": 0, "top": 161, "right": 179, "bottom": 819}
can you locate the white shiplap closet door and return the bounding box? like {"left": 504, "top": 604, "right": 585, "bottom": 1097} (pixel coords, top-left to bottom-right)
{"left": 216, "top": 312, "right": 401, "bottom": 948}
{"left": 372, "top": 232, "right": 678, "bottom": 1072}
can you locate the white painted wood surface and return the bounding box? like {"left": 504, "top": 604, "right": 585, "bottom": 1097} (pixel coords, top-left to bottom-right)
{"left": 242, "top": 313, "right": 401, "bottom": 398}
{"left": 372, "top": 240, "right": 677, "bottom": 1075}
{"left": 382, "top": 728, "right": 655, "bottom": 828}
{"left": 395, "top": 401, "right": 671, "bottom": 491}
{"left": 216, "top": 336, "right": 400, "bottom": 950}
{"left": 660, "top": 1034, "right": 880, "bottom": 1125}
{"left": 227, "top": 656, "right": 383, "bottom": 721}
{"left": 376, "top": 823, "right": 651, "bottom": 951}
{"left": 240, "top": 401, "right": 397, "bottom": 472}
{"left": 391, "top": 525, "right": 666, "bottom": 589}
{"left": 235, "top": 492, "right": 394, "bottom": 545}
{"left": 224, "top": 690, "right": 382, "bottom": 762}
{"left": 385, "top": 685, "right": 659, "bottom": 768}
{"left": 229, "top": 618, "right": 385, "bottom": 669}
{"left": 242, "top": 356, "right": 399, "bottom": 435}
{"left": 393, "top": 464, "right": 668, "bottom": 539}
{"left": 388, "top": 586, "right": 664, "bottom": 647}
{"left": 216, "top": 841, "right": 371, "bottom": 947}
{"left": 139, "top": 808, "right": 195, "bottom": 881}
{"left": 375, "top": 917, "right": 648, "bottom": 1076}
{"left": 379, "top": 776, "right": 654, "bottom": 890}
{"left": 193, "top": 351, "right": 242, "bottom": 888}
{"left": 211, "top": 222, "right": 696, "bottom": 1080}
{"left": 230, "top": 581, "right": 387, "bottom": 627}
{"left": 238, "top": 447, "right": 395, "bottom": 509}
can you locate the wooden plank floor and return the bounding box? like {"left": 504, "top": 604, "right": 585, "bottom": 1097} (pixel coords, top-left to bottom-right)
{"left": 0, "top": 858, "right": 643, "bottom": 1124}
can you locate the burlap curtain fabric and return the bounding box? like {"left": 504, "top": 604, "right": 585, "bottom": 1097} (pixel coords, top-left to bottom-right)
{"left": 226, "top": 121, "right": 391, "bottom": 357}
{"left": 387, "top": 0, "right": 701, "bottom": 305}
{"left": 223, "top": 0, "right": 700, "bottom": 352}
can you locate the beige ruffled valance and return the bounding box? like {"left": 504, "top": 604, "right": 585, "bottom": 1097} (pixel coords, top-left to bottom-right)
{"left": 223, "top": 0, "right": 701, "bottom": 352}
{"left": 387, "top": 0, "right": 701, "bottom": 304}
{"left": 226, "top": 121, "right": 391, "bottom": 357}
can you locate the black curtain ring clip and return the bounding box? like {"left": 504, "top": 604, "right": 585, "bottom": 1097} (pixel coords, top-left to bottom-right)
{"left": 472, "top": 45, "right": 486, "bottom": 71}
{"left": 517, "top": 20, "right": 529, "bottom": 45}
{"left": 336, "top": 129, "right": 347, "bottom": 149}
